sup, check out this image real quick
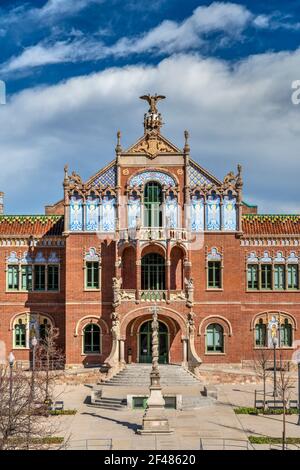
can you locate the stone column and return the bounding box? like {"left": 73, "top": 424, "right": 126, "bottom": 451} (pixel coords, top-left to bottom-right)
{"left": 136, "top": 240, "right": 141, "bottom": 303}
{"left": 138, "top": 305, "right": 173, "bottom": 435}
{"left": 166, "top": 240, "right": 171, "bottom": 303}
{"left": 182, "top": 338, "right": 188, "bottom": 366}
{"left": 119, "top": 339, "right": 125, "bottom": 364}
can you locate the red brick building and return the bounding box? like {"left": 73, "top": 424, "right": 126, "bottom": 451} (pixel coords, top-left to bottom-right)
{"left": 1, "top": 95, "right": 299, "bottom": 370}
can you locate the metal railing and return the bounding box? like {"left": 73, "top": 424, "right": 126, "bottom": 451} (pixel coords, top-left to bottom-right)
{"left": 199, "top": 438, "right": 254, "bottom": 450}
{"left": 63, "top": 439, "right": 112, "bottom": 450}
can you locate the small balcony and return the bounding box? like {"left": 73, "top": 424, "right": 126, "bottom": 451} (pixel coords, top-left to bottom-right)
{"left": 119, "top": 227, "right": 189, "bottom": 242}
{"left": 118, "top": 289, "right": 187, "bottom": 303}
{"left": 140, "top": 290, "right": 167, "bottom": 302}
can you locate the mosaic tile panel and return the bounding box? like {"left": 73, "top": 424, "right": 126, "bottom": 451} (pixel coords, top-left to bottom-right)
{"left": 93, "top": 165, "right": 116, "bottom": 187}
{"left": 189, "top": 161, "right": 213, "bottom": 187}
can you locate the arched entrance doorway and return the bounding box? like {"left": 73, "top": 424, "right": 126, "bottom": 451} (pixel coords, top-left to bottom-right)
{"left": 139, "top": 320, "right": 169, "bottom": 364}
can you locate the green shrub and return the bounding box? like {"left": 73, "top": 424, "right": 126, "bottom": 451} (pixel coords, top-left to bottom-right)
{"left": 234, "top": 407, "right": 298, "bottom": 415}
{"left": 49, "top": 409, "right": 77, "bottom": 416}
{"left": 234, "top": 407, "right": 259, "bottom": 415}
{"left": 249, "top": 436, "right": 300, "bottom": 445}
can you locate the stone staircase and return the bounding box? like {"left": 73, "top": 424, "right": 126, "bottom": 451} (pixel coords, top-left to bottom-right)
{"left": 89, "top": 365, "right": 215, "bottom": 411}
{"left": 102, "top": 364, "right": 202, "bottom": 387}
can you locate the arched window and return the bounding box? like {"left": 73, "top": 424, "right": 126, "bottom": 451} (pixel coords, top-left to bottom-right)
{"left": 12, "top": 313, "right": 54, "bottom": 349}
{"left": 206, "top": 323, "right": 224, "bottom": 353}
{"left": 141, "top": 253, "right": 165, "bottom": 290}
{"left": 255, "top": 319, "right": 267, "bottom": 347}
{"left": 280, "top": 319, "right": 292, "bottom": 347}
{"left": 144, "top": 182, "right": 163, "bottom": 227}
{"left": 14, "top": 319, "right": 26, "bottom": 348}
{"left": 253, "top": 314, "right": 294, "bottom": 349}
{"left": 83, "top": 323, "right": 101, "bottom": 354}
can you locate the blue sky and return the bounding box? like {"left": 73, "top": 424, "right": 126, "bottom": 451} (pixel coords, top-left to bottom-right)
{"left": 1, "top": 0, "right": 300, "bottom": 213}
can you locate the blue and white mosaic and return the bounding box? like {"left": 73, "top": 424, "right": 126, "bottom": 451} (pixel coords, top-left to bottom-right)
{"left": 129, "top": 171, "right": 176, "bottom": 187}
{"left": 93, "top": 165, "right": 116, "bottom": 187}
{"left": 189, "top": 161, "right": 214, "bottom": 187}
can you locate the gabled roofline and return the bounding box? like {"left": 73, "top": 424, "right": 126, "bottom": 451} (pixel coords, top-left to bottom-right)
{"left": 124, "top": 132, "right": 182, "bottom": 155}
{"left": 85, "top": 159, "right": 116, "bottom": 186}
{"left": 189, "top": 157, "right": 222, "bottom": 186}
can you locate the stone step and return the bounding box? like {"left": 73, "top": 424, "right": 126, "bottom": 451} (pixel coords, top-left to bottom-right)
{"left": 103, "top": 364, "right": 202, "bottom": 388}
{"left": 90, "top": 397, "right": 127, "bottom": 410}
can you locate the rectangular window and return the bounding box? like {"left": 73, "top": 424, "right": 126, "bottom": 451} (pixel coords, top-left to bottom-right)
{"left": 208, "top": 261, "right": 221, "bottom": 289}
{"left": 288, "top": 264, "right": 299, "bottom": 289}
{"left": 261, "top": 264, "right": 272, "bottom": 290}
{"left": 48, "top": 264, "right": 59, "bottom": 291}
{"left": 34, "top": 265, "right": 46, "bottom": 291}
{"left": 21, "top": 265, "right": 32, "bottom": 291}
{"left": 247, "top": 264, "right": 258, "bottom": 290}
{"left": 86, "top": 262, "right": 99, "bottom": 289}
{"left": 274, "top": 265, "right": 285, "bottom": 290}
{"left": 8, "top": 265, "right": 19, "bottom": 290}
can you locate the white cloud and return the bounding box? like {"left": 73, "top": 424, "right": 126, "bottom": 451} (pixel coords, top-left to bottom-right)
{"left": 0, "top": 51, "right": 300, "bottom": 213}
{"left": 0, "top": 2, "right": 259, "bottom": 74}
{"left": 2, "top": 39, "right": 104, "bottom": 73}
{"left": 0, "top": 0, "right": 104, "bottom": 31}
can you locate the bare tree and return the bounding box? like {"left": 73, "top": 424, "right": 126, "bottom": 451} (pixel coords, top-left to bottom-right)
{"left": 0, "top": 365, "right": 63, "bottom": 450}
{"left": 276, "top": 354, "right": 295, "bottom": 451}
{"left": 253, "top": 348, "right": 273, "bottom": 410}
{"left": 36, "top": 326, "right": 65, "bottom": 404}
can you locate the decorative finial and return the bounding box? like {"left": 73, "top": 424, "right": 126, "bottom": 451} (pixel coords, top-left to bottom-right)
{"left": 115, "top": 130, "right": 122, "bottom": 154}
{"left": 184, "top": 130, "right": 190, "bottom": 153}
{"left": 64, "top": 164, "right": 69, "bottom": 180}
{"left": 236, "top": 164, "right": 243, "bottom": 188}
{"left": 140, "top": 94, "right": 166, "bottom": 114}
{"left": 139, "top": 94, "right": 166, "bottom": 134}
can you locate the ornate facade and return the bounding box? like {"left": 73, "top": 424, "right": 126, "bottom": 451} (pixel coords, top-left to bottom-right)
{"left": 0, "top": 95, "right": 300, "bottom": 370}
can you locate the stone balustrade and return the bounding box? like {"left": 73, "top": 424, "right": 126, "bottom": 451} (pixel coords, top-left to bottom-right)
{"left": 118, "top": 227, "right": 189, "bottom": 242}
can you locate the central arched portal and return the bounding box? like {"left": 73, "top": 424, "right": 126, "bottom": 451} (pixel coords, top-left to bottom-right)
{"left": 139, "top": 320, "right": 169, "bottom": 364}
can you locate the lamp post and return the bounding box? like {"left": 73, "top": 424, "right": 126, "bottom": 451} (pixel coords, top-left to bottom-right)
{"left": 295, "top": 350, "right": 300, "bottom": 426}
{"left": 272, "top": 336, "right": 278, "bottom": 398}
{"left": 31, "top": 336, "right": 37, "bottom": 373}
{"left": 31, "top": 336, "right": 38, "bottom": 400}
{"left": 27, "top": 336, "right": 38, "bottom": 449}
{"left": 8, "top": 352, "right": 15, "bottom": 435}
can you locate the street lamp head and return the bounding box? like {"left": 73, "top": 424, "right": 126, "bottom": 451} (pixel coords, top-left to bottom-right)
{"left": 272, "top": 336, "right": 278, "bottom": 347}
{"left": 31, "top": 336, "right": 38, "bottom": 348}
{"left": 8, "top": 351, "right": 15, "bottom": 366}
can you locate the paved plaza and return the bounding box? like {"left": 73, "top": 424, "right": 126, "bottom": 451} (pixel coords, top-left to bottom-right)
{"left": 52, "top": 381, "right": 300, "bottom": 450}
